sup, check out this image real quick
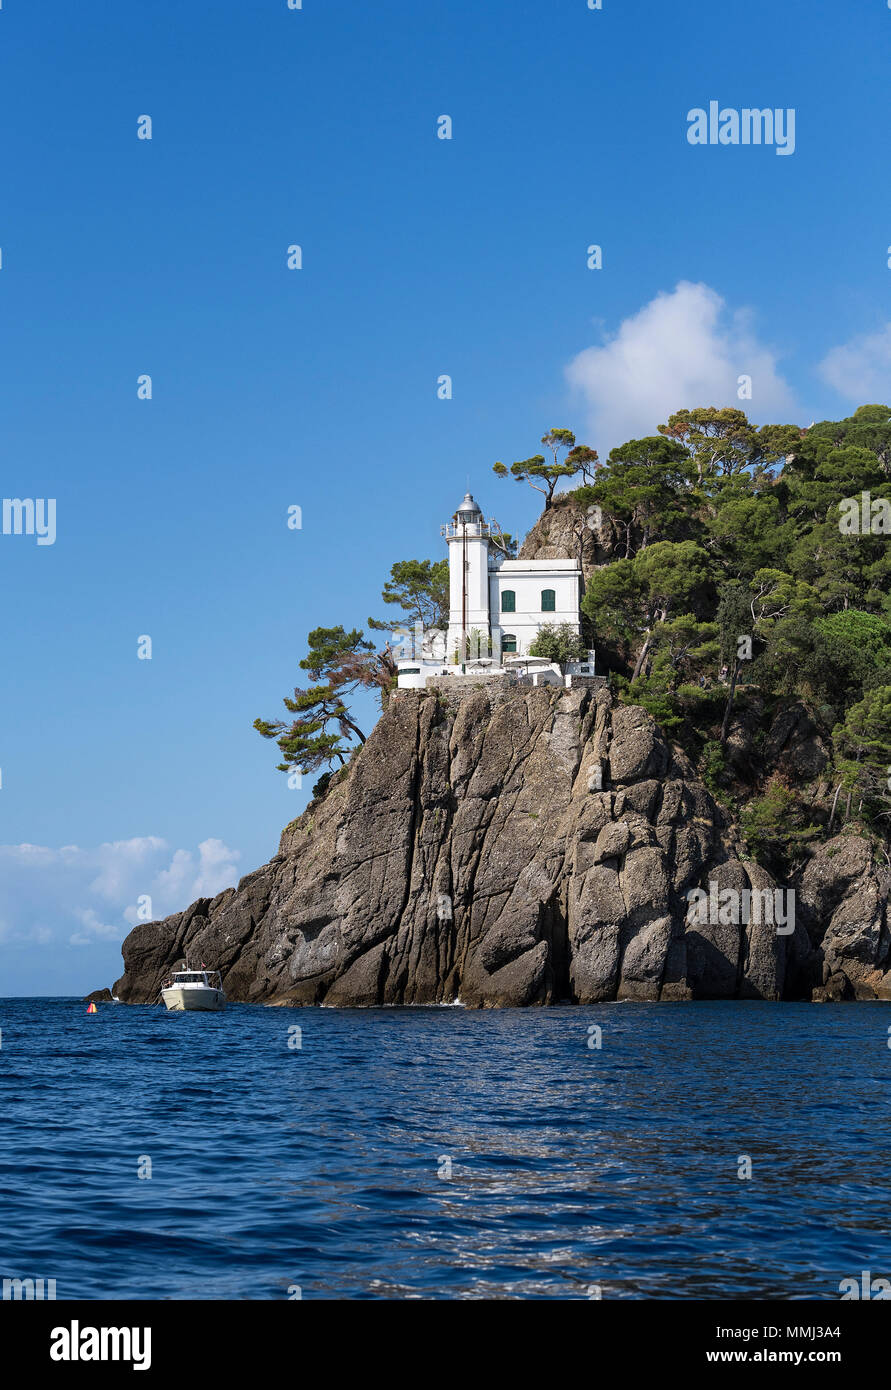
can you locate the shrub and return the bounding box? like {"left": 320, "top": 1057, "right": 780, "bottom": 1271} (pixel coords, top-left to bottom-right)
{"left": 528, "top": 623, "right": 589, "bottom": 663}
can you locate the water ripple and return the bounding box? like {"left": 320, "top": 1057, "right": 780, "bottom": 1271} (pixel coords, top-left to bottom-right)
{"left": 0, "top": 998, "right": 889, "bottom": 1298}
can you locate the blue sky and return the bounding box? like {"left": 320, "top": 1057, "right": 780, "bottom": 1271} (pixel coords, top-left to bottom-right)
{"left": 2, "top": 0, "right": 889, "bottom": 994}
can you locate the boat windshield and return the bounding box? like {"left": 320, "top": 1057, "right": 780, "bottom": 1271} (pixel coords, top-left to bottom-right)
{"left": 174, "top": 973, "right": 208, "bottom": 984}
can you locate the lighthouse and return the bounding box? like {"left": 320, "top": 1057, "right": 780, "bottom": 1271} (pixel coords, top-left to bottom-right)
{"left": 394, "top": 489, "right": 586, "bottom": 688}
{"left": 442, "top": 491, "right": 584, "bottom": 664}
{"left": 443, "top": 493, "right": 493, "bottom": 663}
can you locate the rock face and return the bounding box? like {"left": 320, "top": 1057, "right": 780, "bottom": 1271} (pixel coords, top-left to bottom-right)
{"left": 518, "top": 495, "right": 604, "bottom": 588}
{"left": 518, "top": 490, "right": 650, "bottom": 587}
{"left": 798, "top": 837, "right": 891, "bottom": 1001}
{"left": 109, "top": 685, "right": 889, "bottom": 1007}
{"left": 724, "top": 696, "right": 830, "bottom": 787}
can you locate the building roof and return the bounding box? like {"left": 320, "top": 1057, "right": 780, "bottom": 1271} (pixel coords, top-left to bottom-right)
{"left": 455, "top": 492, "right": 482, "bottom": 517}
{"left": 494, "top": 558, "right": 582, "bottom": 573}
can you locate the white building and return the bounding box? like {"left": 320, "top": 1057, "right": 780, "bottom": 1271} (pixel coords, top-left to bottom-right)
{"left": 444, "top": 492, "right": 582, "bottom": 659}
{"left": 396, "top": 492, "right": 589, "bottom": 688}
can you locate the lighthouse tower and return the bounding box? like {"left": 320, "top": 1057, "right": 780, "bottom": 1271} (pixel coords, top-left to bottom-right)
{"left": 395, "top": 487, "right": 587, "bottom": 689}
{"left": 443, "top": 493, "right": 492, "bottom": 661}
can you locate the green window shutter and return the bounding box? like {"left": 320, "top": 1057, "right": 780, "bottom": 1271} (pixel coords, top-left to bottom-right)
{"left": 541, "top": 589, "right": 556, "bottom": 611}
{"left": 502, "top": 634, "right": 517, "bottom": 653}
{"left": 501, "top": 590, "right": 516, "bottom": 613}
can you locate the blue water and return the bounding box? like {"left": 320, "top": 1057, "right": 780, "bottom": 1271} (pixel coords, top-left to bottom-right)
{"left": 1, "top": 998, "right": 889, "bottom": 1299}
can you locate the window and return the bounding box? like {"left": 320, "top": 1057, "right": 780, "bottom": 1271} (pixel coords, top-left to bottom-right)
{"left": 501, "top": 590, "right": 515, "bottom": 613}
{"left": 501, "top": 634, "right": 517, "bottom": 653}
{"left": 541, "top": 589, "right": 556, "bottom": 612}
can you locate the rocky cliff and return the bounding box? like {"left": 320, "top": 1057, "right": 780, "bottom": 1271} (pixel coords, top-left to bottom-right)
{"left": 108, "top": 683, "right": 891, "bottom": 1007}
{"left": 518, "top": 490, "right": 623, "bottom": 586}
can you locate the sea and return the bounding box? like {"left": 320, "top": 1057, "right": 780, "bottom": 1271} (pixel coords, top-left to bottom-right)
{"left": 1, "top": 997, "right": 889, "bottom": 1300}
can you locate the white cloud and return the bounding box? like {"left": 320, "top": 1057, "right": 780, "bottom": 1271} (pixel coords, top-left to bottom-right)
{"left": 70, "top": 907, "right": 124, "bottom": 946}
{"left": 817, "top": 324, "right": 891, "bottom": 403}
{"left": 123, "top": 839, "right": 240, "bottom": 927}
{"left": 86, "top": 835, "right": 167, "bottom": 901}
{"left": 0, "top": 919, "right": 52, "bottom": 946}
{"left": 0, "top": 836, "right": 241, "bottom": 949}
{"left": 565, "top": 281, "right": 799, "bottom": 452}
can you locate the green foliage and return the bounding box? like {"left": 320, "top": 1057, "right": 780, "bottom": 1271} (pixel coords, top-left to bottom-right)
{"left": 831, "top": 685, "right": 891, "bottom": 824}
{"left": 254, "top": 625, "right": 396, "bottom": 779}
{"left": 494, "top": 427, "right": 599, "bottom": 508}
{"left": 312, "top": 771, "right": 333, "bottom": 800}
{"left": 652, "top": 613, "right": 718, "bottom": 683}
{"left": 657, "top": 406, "right": 801, "bottom": 485}
{"left": 580, "top": 406, "right": 891, "bottom": 766}
{"left": 704, "top": 481, "right": 793, "bottom": 574}
{"left": 817, "top": 608, "right": 891, "bottom": 664}
{"left": 253, "top": 682, "right": 357, "bottom": 778}
{"left": 675, "top": 683, "right": 726, "bottom": 719}
{"left": 616, "top": 624, "right": 720, "bottom": 734}
{"left": 300, "top": 626, "right": 372, "bottom": 681}
{"left": 634, "top": 540, "right": 711, "bottom": 613}
{"left": 700, "top": 739, "right": 729, "bottom": 795}
{"left": 489, "top": 529, "right": 518, "bottom": 558}
{"left": 371, "top": 558, "right": 449, "bottom": 632}
{"left": 716, "top": 581, "right": 750, "bottom": 663}
{"left": 528, "top": 622, "right": 589, "bottom": 662}
{"left": 741, "top": 610, "right": 891, "bottom": 718}
{"left": 740, "top": 779, "right": 822, "bottom": 867}
{"left": 576, "top": 435, "right": 694, "bottom": 556}
{"left": 618, "top": 671, "right": 683, "bottom": 729}
{"left": 748, "top": 569, "right": 819, "bottom": 629}
{"left": 583, "top": 539, "right": 712, "bottom": 686}
{"left": 582, "top": 557, "right": 640, "bottom": 644}
{"left": 581, "top": 542, "right": 710, "bottom": 641}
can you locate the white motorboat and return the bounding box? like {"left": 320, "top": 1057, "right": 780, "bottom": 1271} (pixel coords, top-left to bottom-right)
{"left": 161, "top": 968, "right": 226, "bottom": 1012}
